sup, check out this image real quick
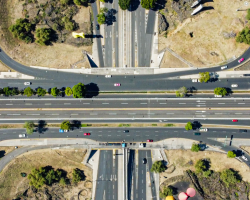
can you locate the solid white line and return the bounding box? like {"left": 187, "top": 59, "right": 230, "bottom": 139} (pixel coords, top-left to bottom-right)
{"left": 64, "top": 103, "right": 71, "bottom": 105}
{"left": 102, "top": 103, "right": 109, "bottom": 104}
{"left": 238, "top": 103, "right": 245, "bottom": 104}
{"left": 83, "top": 103, "right": 90, "bottom": 104}
{"left": 179, "top": 103, "right": 186, "bottom": 104}
{"left": 218, "top": 103, "right": 225, "bottom": 104}
{"left": 121, "top": 103, "right": 128, "bottom": 104}
{"left": 26, "top": 114, "right": 40, "bottom": 115}
{"left": 6, "top": 104, "right": 13, "bottom": 105}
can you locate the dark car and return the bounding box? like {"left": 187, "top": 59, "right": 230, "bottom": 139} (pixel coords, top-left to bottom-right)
{"left": 123, "top": 130, "right": 129, "bottom": 133}
{"left": 143, "top": 158, "right": 147, "bottom": 164}
{"left": 194, "top": 132, "right": 201, "bottom": 136}
{"left": 239, "top": 129, "right": 247, "bottom": 133}
{"left": 96, "top": 24, "right": 100, "bottom": 30}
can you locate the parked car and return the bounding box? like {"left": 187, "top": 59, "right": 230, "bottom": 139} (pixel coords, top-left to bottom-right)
{"left": 64, "top": 130, "right": 69, "bottom": 132}
{"left": 214, "top": 94, "right": 222, "bottom": 98}
{"left": 123, "top": 130, "right": 129, "bottom": 133}
{"left": 147, "top": 139, "right": 153, "bottom": 142}
{"left": 143, "top": 158, "right": 147, "bottom": 164}
{"left": 239, "top": 129, "right": 247, "bottom": 133}
{"left": 238, "top": 58, "right": 245, "bottom": 63}
{"left": 242, "top": 155, "right": 248, "bottom": 161}
{"left": 192, "top": 79, "right": 198, "bottom": 82}
{"left": 84, "top": 133, "right": 91, "bottom": 136}
{"left": 114, "top": 83, "right": 121, "bottom": 86}
{"left": 96, "top": 24, "right": 100, "bottom": 30}
{"left": 231, "top": 84, "right": 238, "bottom": 87}
{"left": 19, "top": 134, "right": 26, "bottom": 138}
{"left": 59, "top": 129, "right": 64, "bottom": 133}
{"left": 199, "top": 128, "right": 208, "bottom": 132}
{"left": 24, "top": 82, "right": 31, "bottom": 85}
{"left": 194, "top": 132, "right": 201, "bottom": 135}
{"left": 232, "top": 119, "right": 238, "bottom": 122}
{"left": 105, "top": 75, "right": 112, "bottom": 78}
{"left": 221, "top": 66, "right": 228, "bottom": 70}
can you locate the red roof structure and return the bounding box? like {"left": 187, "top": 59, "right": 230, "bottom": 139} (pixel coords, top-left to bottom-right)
{"left": 178, "top": 192, "right": 188, "bottom": 200}
{"left": 186, "top": 188, "right": 196, "bottom": 197}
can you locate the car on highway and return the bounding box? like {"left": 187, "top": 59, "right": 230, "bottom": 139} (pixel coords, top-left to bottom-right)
{"left": 59, "top": 129, "right": 64, "bottom": 133}
{"left": 123, "top": 130, "right": 129, "bottom": 133}
{"left": 192, "top": 79, "right": 198, "bottom": 82}
{"left": 238, "top": 58, "right": 245, "bottom": 63}
{"left": 194, "top": 132, "right": 201, "bottom": 135}
{"left": 105, "top": 75, "right": 112, "bottom": 78}
{"left": 239, "top": 129, "right": 247, "bottom": 133}
{"left": 214, "top": 94, "right": 222, "bottom": 98}
{"left": 242, "top": 155, "right": 248, "bottom": 161}
{"left": 114, "top": 83, "right": 121, "bottom": 86}
{"left": 147, "top": 139, "right": 153, "bottom": 142}
{"left": 24, "top": 82, "right": 31, "bottom": 85}
{"left": 221, "top": 66, "right": 228, "bottom": 70}
{"left": 19, "top": 134, "right": 26, "bottom": 138}
{"left": 232, "top": 119, "right": 238, "bottom": 122}
{"left": 143, "top": 158, "right": 147, "bottom": 164}
{"left": 84, "top": 133, "right": 91, "bottom": 136}
{"left": 199, "top": 128, "right": 208, "bottom": 132}
{"left": 231, "top": 84, "right": 238, "bottom": 87}
{"left": 64, "top": 130, "right": 69, "bottom": 132}
{"left": 96, "top": 24, "right": 100, "bottom": 30}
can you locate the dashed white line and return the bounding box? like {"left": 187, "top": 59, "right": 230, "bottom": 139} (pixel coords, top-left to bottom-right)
{"left": 6, "top": 104, "right": 13, "bottom": 105}
{"left": 179, "top": 103, "right": 186, "bottom": 104}
{"left": 7, "top": 114, "right": 20, "bottom": 115}
{"left": 83, "top": 103, "right": 90, "bottom": 104}
{"left": 102, "top": 103, "right": 109, "bottom": 104}
{"left": 140, "top": 103, "right": 147, "bottom": 104}
{"left": 64, "top": 103, "right": 71, "bottom": 105}
{"left": 238, "top": 103, "right": 245, "bottom": 104}
{"left": 121, "top": 103, "right": 128, "bottom": 104}
{"left": 218, "top": 103, "right": 225, "bottom": 104}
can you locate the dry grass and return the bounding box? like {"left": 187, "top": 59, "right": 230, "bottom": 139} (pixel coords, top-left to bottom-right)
{"left": 0, "top": 146, "right": 16, "bottom": 157}
{"left": 161, "top": 50, "right": 189, "bottom": 68}
{"left": 159, "top": 0, "right": 249, "bottom": 68}
{"left": 0, "top": 148, "right": 92, "bottom": 199}
{"left": 161, "top": 150, "right": 250, "bottom": 184}
{"left": 0, "top": 0, "right": 92, "bottom": 70}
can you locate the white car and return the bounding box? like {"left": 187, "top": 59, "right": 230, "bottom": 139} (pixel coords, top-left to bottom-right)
{"left": 242, "top": 155, "right": 248, "bottom": 161}
{"left": 214, "top": 94, "right": 222, "bottom": 98}
{"left": 192, "top": 79, "right": 198, "bottom": 82}
{"left": 231, "top": 84, "right": 238, "bottom": 88}
{"left": 64, "top": 130, "right": 69, "bottom": 132}
{"left": 24, "top": 82, "right": 31, "bottom": 85}
{"left": 105, "top": 75, "right": 112, "bottom": 78}
{"left": 199, "top": 128, "right": 208, "bottom": 132}
{"left": 221, "top": 66, "right": 228, "bottom": 70}
{"left": 19, "top": 134, "right": 26, "bottom": 138}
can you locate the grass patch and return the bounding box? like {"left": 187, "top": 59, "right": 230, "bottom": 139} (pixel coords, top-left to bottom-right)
{"left": 81, "top": 124, "right": 92, "bottom": 127}
{"left": 164, "top": 124, "right": 174, "bottom": 127}
{"left": 118, "top": 124, "right": 131, "bottom": 127}
{"left": 151, "top": 124, "right": 158, "bottom": 126}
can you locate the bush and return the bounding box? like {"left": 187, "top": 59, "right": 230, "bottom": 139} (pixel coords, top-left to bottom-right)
{"left": 24, "top": 87, "right": 34, "bottom": 97}
{"left": 199, "top": 72, "right": 210, "bottom": 83}
{"left": 141, "top": 0, "right": 156, "bottom": 9}
{"left": 236, "top": 26, "right": 250, "bottom": 45}
{"left": 35, "top": 28, "right": 52, "bottom": 45}
{"left": 160, "top": 186, "right": 174, "bottom": 198}
{"left": 227, "top": 151, "right": 236, "bottom": 158}
{"left": 97, "top": 13, "right": 106, "bottom": 25}
{"left": 24, "top": 121, "right": 35, "bottom": 134}
{"left": 214, "top": 87, "right": 227, "bottom": 96}
{"left": 247, "top": 9, "right": 250, "bottom": 20}
{"left": 119, "top": 0, "right": 131, "bottom": 10}
{"left": 203, "top": 170, "right": 212, "bottom": 178}
{"left": 195, "top": 159, "right": 207, "bottom": 173}
{"left": 72, "top": 168, "right": 85, "bottom": 183}
{"left": 185, "top": 122, "right": 193, "bottom": 131}
{"left": 72, "top": 83, "right": 86, "bottom": 98}
{"left": 62, "top": 17, "right": 75, "bottom": 31}
{"left": 65, "top": 87, "right": 73, "bottom": 96}
{"left": 51, "top": 87, "right": 60, "bottom": 97}
{"left": 11, "top": 88, "right": 19, "bottom": 96}
{"left": 175, "top": 86, "right": 187, "bottom": 97}
{"left": 60, "top": 120, "right": 71, "bottom": 130}
{"left": 191, "top": 143, "right": 200, "bottom": 152}
{"left": 60, "top": 0, "right": 70, "bottom": 5}
{"left": 150, "top": 160, "right": 166, "bottom": 173}
{"left": 37, "top": 88, "right": 47, "bottom": 96}
{"left": 73, "top": 0, "right": 88, "bottom": 6}
{"left": 220, "top": 169, "right": 241, "bottom": 187}
{"left": 3, "top": 87, "right": 11, "bottom": 96}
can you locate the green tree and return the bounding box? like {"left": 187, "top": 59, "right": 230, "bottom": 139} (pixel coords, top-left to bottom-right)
{"left": 60, "top": 120, "right": 71, "bottom": 130}
{"left": 73, "top": 0, "right": 88, "bottom": 6}
{"left": 185, "top": 122, "right": 193, "bottom": 131}
{"left": 72, "top": 168, "right": 85, "bottom": 183}
{"left": 195, "top": 159, "right": 207, "bottom": 173}
{"left": 37, "top": 88, "right": 47, "bottom": 96}
{"left": 9, "top": 18, "right": 33, "bottom": 43}
{"left": 28, "top": 167, "right": 47, "bottom": 188}
{"left": 236, "top": 27, "right": 250, "bottom": 45}
{"left": 199, "top": 72, "right": 210, "bottom": 83}
{"left": 150, "top": 160, "right": 166, "bottom": 173}
{"left": 160, "top": 186, "right": 174, "bottom": 198}
{"left": 24, "top": 121, "right": 35, "bottom": 134}
{"left": 11, "top": 88, "right": 19, "bottom": 96}
{"left": 59, "top": 177, "right": 67, "bottom": 186}
{"left": 191, "top": 143, "right": 200, "bottom": 152}
{"left": 220, "top": 169, "right": 240, "bottom": 187}
{"left": 175, "top": 86, "right": 187, "bottom": 97}
{"left": 203, "top": 170, "right": 212, "bottom": 178}
{"left": 227, "top": 151, "right": 236, "bottom": 158}
{"left": 60, "top": 0, "right": 70, "bottom": 5}
{"left": 97, "top": 13, "right": 106, "bottom": 25}
{"left": 3, "top": 87, "right": 11, "bottom": 96}
{"left": 247, "top": 9, "right": 250, "bottom": 20}
{"left": 119, "top": 0, "right": 131, "bottom": 10}
{"left": 35, "top": 28, "right": 52, "bottom": 45}
{"left": 141, "top": 0, "right": 156, "bottom": 9}
{"left": 214, "top": 87, "right": 227, "bottom": 96}
{"left": 51, "top": 87, "right": 60, "bottom": 97}
{"left": 24, "top": 87, "right": 34, "bottom": 97}
{"left": 72, "top": 83, "right": 86, "bottom": 98}
{"left": 62, "top": 17, "right": 75, "bottom": 31}
{"left": 65, "top": 87, "right": 73, "bottom": 96}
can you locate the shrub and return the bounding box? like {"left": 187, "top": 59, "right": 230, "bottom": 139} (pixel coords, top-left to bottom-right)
{"left": 60, "top": 120, "right": 71, "bottom": 130}
{"left": 65, "top": 87, "right": 73, "bottom": 96}
{"left": 35, "top": 28, "right": 52, "bottom": 45}
{"left": 195, "top": 159, "right": 207, "bottom": 173}
{"left": 160, "top": 186, "right": 174, "bottom": 198}
{"left": 214, "top": 87, "right": 227, "bottom": 96}
{"left": 37, "top": 88, "right": 47, "bottom": 96}
{"left": 24, "top": 87, "right": 34, "bottom": 97}
{"left": 72, "top": 168, "right": 85, "bottom": 183}
{"left": 220, "top": 169, "right": 241, "bottom": 187}
{"left": 185, "top": 122, "right": 193, "bottom": 130}
{"left": 175, "top": 86, "right": 187, "bottom": 97}
{"left": 236, "top": 26, "right": 250, "bottom": 45}
{"left": 227, "top": 151, "right": 236, "bottom": 158}
{"left": 141, "top": 0, "right": 156, "bottom": 9}
{"left": 199, "top": 72, "right": 210, "bottom": 83}
{"left": 191, "top": 143, "right": 200, "bottom": 152}
{"left": 150, "top": 160, "right": 166, "bottom": 173}
{"left": 24, "top": 121, "right": 35, "bottom": 134}
{"left": 51, "top": 87, "right": 60, "bottom": 97}
{"left": 203, "top": 170, "right": 212, "bottom": 178}
{"left": 119, "top": 0, "right": 131, "bottom": 10}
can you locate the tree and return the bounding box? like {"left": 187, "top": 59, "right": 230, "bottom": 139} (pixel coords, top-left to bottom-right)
{"left": 59, "top": 177, "right": 67, "bottom": 185}
{"left": 160, "top": 186, "right": 174, "bottom": 198}
{"left": 72, "top": 83, "right": 86, "bottom": 98}
{"left": 195, "top": 159, "right": 207, "bottom": 173}
{"left": 199, "top": 72, "right": 210, "bottom": 83}
{"left": 73, "top": 0, "right": 88, "bottom": 6}
{"left": 185, "top": 122, "right": 193, "bottom": 131}
{"left": 11, "top": 88, "right": 19, "bottom": 96}
{"left": 60, "top": 120, "right": 71, "bottom": 130}
{"left": 220, "top": 169, "right": 240, "bottom": 187}
{"left": 175, "top": 86, "right": 187, "bottom": 97}
{"left": 141, "top": 0, "right": 156, "bottom": 9}
{"left": 24, "top": 121, "right": 35, "bottom": 134}
{"left": 24, "top": 87, "right": 34, "bottom": 97}
{"left": 236, "top": 27, "right": 250, "bottom": 45}
{"left": 119, "top": 0, "right": 131, "bottom": 10}
{"left": 150, "top": 160, "right": 166, "bottom": 173}
{"left": 9, "top": 18, "right": 33, "bottom": 43}
{"left": 191, "top": 143, "right": 200, "bottom": 152}
{"left": 65, "top": 87, "right": 73, "bottom": 96}
{"left": 35, "top": 28, "right": 52, "bottom": 45}
{"left": 227, "top": 151, "right": 236, "bottom": 158}
{"left": 203, "top": 170, "right": 212, "bottom": 178}
{"left": 51, "top": 87, "right": 60, "bottom": 97}
{"left": 62, "top": 17, "right": 75, "bottom": 31}
{"left": 97, "top": 13, "right": 106, "bottom": 25}
{"left": 37, "top": 87, "right": 47, "bottom": 96}
{"left": 72, "top": 168, "right": 85, "bottom": 183}
{"left": 3, "top": 87, "right": 11, "bottom": 96}
{"left": 214, "top": 87, "right": 227, "bottom": 96}
{"left": 60, "top": 0, "right": 70, "bottom": 5}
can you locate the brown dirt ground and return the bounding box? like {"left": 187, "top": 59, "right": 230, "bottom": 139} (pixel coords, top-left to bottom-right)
{"left": 0, "top": 0, "right": 92, "bottom": 70}
{"left": 161, "top": 50, "right": 189, "bottom": 68}
{"left": 241, "top": 146, "right": 250, "bottom": 154}
{"left": 159, "top": 0, "right": 249, "bottom": 68}
{"left": 160, "top": 149, "right": 250, "bottom": 184}
{"left": 0, "top": 148, "right": 92, "bottom": 199}
{"left": 0, "top": 146, "right": 16, "bottom": 157}
{"left": 0, "top": 62, "right": 13, "bottom": 72}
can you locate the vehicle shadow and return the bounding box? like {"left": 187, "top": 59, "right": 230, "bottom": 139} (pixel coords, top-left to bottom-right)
{"left": 85, "top": 82, "right": 100, "bottom": 98}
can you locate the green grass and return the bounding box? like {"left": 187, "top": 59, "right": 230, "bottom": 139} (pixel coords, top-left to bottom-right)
{"left": 118, "top": 124, "right": 131, "bottom": 127}
{"left": 164, "top": 124, "right": 174, "bottom": 127}
{"left": 151, "top": 124, "right": 158, "bottom": 126}
{"left": 81, "top": 124, "right": 92, "bottom": 127}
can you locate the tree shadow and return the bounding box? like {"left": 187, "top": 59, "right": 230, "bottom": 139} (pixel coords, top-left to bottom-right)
{"left": 152, "top": 0, "right": 167, "bottom": 11}
{"left": 188, "top": 86, "right": 197, "bottom": 93}
{"left": 85, "top": 83, "right": 100, "bottom": 98}
{"left": 169, "top": 185, "right": 178, "bottom": 195}
{"left": 106, "top": 9, "right": 117, "bottom": 26}
{"left": 201, "top": 0, "right": 214, "bottom": 3}
{"left": 192, "top": 121, "right": 201, "bottom": 130}
{"left": 85, "top": 35, "right": 103, "bottom": 38}
{"left": 37, "top": 120, "right": 48, "bottom": 134}
{"left": 225, "top": 88, "right": 233, "bottom": 96}
{"left": 229, "top": 168, "right": 242, "bottom": 181}
{"left": 71, "top": 120, "right": 82, "bottom": 130}
{"left": 129, "top": 0, "right": 140, "bottom": 11}
{"left": 74, "top": 168, "right": 86, "bottom": 181}
{"left": 202, "top": 158, "right": 211, "bottom": 170}
{"left": 0, "top": 150, "right": 5, "bottom": 159}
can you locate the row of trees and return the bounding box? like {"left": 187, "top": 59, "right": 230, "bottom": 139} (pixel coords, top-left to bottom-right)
{"left": 118, "top": 0, "right": 156, "bottom": 10}
{"left": 0, "top": 83, "right": 86, "bottom": 98}
{"left": 28, "top": 166, "right": 85, "bottom": 188}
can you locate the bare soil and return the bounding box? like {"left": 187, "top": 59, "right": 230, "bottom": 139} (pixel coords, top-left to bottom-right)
{"left": 0, "top": 0, "right": 92, "bottom": 69}
{"left": 159, "top": 0, "right": 249, "bottom": 68}
{"left": 0, "top": 148, "right": 92, "bottom": 199}
{"left": 161, "top": 50, "right": 189, "bottom": 68}
{"left": 161, "top": 150, "right": 250, "bottom": 184}
{"left": 0, "top": 146, "right": 16, "bottom": 158}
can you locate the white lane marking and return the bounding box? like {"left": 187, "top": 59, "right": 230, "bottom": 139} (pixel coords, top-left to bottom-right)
{"left": 235, "top": 113, "right": 242, "bottom": 114}
{"left": 25, "top": 103, "right": 32, "bottom": 105}
{"left": 159, "top": 103, "right": 166, "bottom": 104}
{"left": 45, "top": 103, "right": 51, "bottom": 105}
{"left": 71, "top": 114, "right": 78, "bottom": 115}
{"left": 213, "top": 131, "right": 216, "bottom": 132}
{"left": 64, "top": 103, "right": 71, "bottom": 105}
{"left": 174, "top": 131, "right": 178, "bottom": 132}
{"left": 238, "top": 103, "right": 245, "bottom": 104}
{"left": 179, "top": 103, "right": 186, "bottom": 104}
{"left": 121, "top": 103, "right": 128, "bottom": 104}
{"left": 109, "top": 113, "right": 117, "bottom": 115}
{"left": 140, "top": 103, "right": 147, "bottom": 104}
{"left": 98, "top": 135, "right": 102, "bottom": 136}
{"left": 26, "top": 114, "right": 40, "bottom": 115}
{"left": 99, "top": 131, "right": 102, "bottom": 132}
{"left": 218, "top": 103, "right": 225, "bottom": 104}
{"left": 136, "top": 135, "right": 139, "bottom": 136}
{"left": 6, "top": 104, "right": 13, "bottom": 105}
{"left": 102, "top": 103, "right": 109, "bottom": 104}
{"left": 166, "top": 113, "right": 174, "bottom": 114}
{"left": 146, "top": 135, "right": 149, "bottom": 136}
{"left": 198, "top": 103, "right": 206, "bottom": 104}
{"left": 83, "top": 103, "right": 90, "bottom": 104}
{"left": 7, "top": 114, "right": 20, "bottom": 115}
{"left": 155, "top": 135, "right": 158, "bottom": 136}
{"left": 90, "top": 113, "right": 98, "bottom": 115}
{"left": 117, "top": 135, "right": 121, "bottom": 136}
{"left": 108, "top": 135, "right": 111, "bottom": 136}
{"left": 215, "top": 113, "right": 222, "bottom": 114}
{"left": 196, "top": 101, "right": 206, "bottom": 102}
{"left": 128, "top": 113, "right": 136, "bottom": 115}
{"left": 155, "top": 131, "right": 158, "bottom": 132}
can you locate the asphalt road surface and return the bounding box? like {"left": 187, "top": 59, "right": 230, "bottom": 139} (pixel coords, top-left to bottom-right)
{"left": 95, "top": 150, "right": 118, "bottom": 200}
{"left": 137, "top": 150, "right": 147, "bottom": 200}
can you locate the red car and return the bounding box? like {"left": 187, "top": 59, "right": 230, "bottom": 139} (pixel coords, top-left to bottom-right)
{"left": 114, "top": 83, "right": 121, "bottom": 86}
{"left": 238, "top": 58, "right": 244, "bottom": 63}
{"left": 232, "top": 119, "right": 238, "bottom": 122}
{"left": 84, "top": 133, "right": 91, "bottom": 136}
{"left": 147, "top": 139, "right": 153, "bottom": 142}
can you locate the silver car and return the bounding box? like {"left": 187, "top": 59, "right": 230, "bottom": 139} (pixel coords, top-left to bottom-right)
{"left": 19, "top": 134, "right": 26, "bottom": 138}
{"left": 24, "top": 82, "right": 31, "bottom": 85}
